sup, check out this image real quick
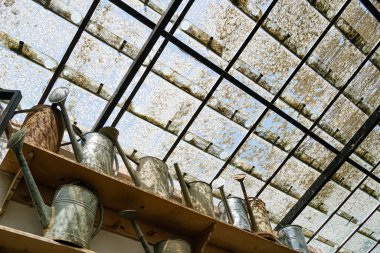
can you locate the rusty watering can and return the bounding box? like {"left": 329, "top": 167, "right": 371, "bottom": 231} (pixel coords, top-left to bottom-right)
{"left": 119, "top": 210, "right": 192, "bottom": 253}
{"left": 7, "top": 129, "right": 103, "bottom": 248}
{"left": 115, "top": 146, "right": 174, "bottom": 199}
{"left": 278, "top": 225, "right": 310, "bottom": 253}
{"left": 48, "top": 87, "right": 119, "bottom": 176}
{"left": 11, "top": 100, "right": 65, "bottom": 153}
{"left": 174, "top": 164, "right": 215, "bottom": 217}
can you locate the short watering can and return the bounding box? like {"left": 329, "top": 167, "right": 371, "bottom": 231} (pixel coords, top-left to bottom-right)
{"left": 7, "top": 129, "right": 104, "bottom": 248}
{"left": 115, "top": 145, "right": 174, "bottom": 199}
{"left": 119, "top": 210, "right": 192, "bottom": 253}
{"left": 48, "top": 87, "right": 119, "bottom": 176}
{"left": 218, "top": 197, "right": 251, "bottom": 231}
{"left": 278, "top": 225, "right": 310, "bottom": 253}
{"left": 174, "top": 164, "right": 215, "bottom": 218}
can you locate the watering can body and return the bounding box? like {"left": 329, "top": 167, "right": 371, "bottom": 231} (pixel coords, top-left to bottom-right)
{"left": 80, "top": 131, "right": 116, "bottom": 175}
{"left": 7, "top": 130, "right": 103, "bottom": 249}
{"left": 218, "top": 197, "right": 251, "bottom": 231}
{"left": 278, "top": 225, "right": 310, "bottom": 253}
{"left": 185, "top": 181, "right": 215, "bottom": 217}
{"left": 21, "top": 105, "right": 64, "bottom": 153}
{"left": 45, "top": 183, "right": 101, "bottom": 248}
{"left": 249, "top": 197, "right": 273, "bottom": 234}
{"left": 136, "top": 156, "right": 174, "bottom": 199}
{"left": 154, "top": 239, "right": 192, "bottom": 253}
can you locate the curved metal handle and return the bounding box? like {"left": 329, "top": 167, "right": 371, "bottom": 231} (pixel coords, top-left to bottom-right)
{"left": 92, "top": 197, "right": 104, "bottom": 238}
{"left": 114, "top": 151, "right": 119, "bottom": 176}
{"left": 72, "top": 124, "right": 85, "bottom": 140}
{"left": 167, "top": 170, "right": 174, "bottom": 196}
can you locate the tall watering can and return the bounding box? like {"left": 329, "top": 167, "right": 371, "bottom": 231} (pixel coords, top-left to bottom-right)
{"left": 48, "top": 87, "right": 119, "bottom": 176}
{"left": 7, "top": 129, "right": 104, "bottom": 248}
{"left": 174, "top": 164, "right": 215, "bottom": 218}
{"left": 278, "top": 225, "right": 310, "bottom": 253}
{"left": 119, "top": 210, "right": 192, "bottom": 253}
{"left": 15, "top": 103, "right": 65, "bottom": 153}
{"left": 115, "top": 145, "right": 174, "bottom": 199}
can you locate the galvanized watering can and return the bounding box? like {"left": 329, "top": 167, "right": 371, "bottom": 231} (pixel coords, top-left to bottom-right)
{"left": 119, "top": 210, "right": 192, "bottom": 253}
{"left": 278, "top": 225, "right": 310, "bottom": 253}
{"left": 174, "top": 164, "right": 215, "bottom": 218}
{"left": 116, "top": 145, "right": 174, "bottom": 199}
{"left": 7, "top": 129, "right": 104, "bottom": 248}
{"left": 218, "top": 197, "right": 251, "bottom": 231}
{"left": 48, "top": 87, "right": 119, "bottom": 176}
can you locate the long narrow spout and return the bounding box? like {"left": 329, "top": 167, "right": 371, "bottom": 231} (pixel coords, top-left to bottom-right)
{"left": 234, "top": 174, "right": 258, "bottom": 232}
{"left": 114, "top": 141, "right": 141, "bottom": 187}
{"left": 7, "top": 130, "right": 51, "bottom": 229}
{"left": 119, "top": 210, "right": 152, "bottom": 253}
{"left": 174, "top": 163, "right": 193, "bottom": 208}
{"left": 48, "top": 87, "right": 83, "bottom": 162}
{"left": 59, "top": 102, "right": 84, "bottom": 162}
{"left": 218, "top": 186, "right": 234, "bottom": 225}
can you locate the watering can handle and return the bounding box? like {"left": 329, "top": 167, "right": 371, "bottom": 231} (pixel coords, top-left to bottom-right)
{"left": 114, "top": 152, "right": 119, "bottom": 176}
{"left": 92, "top": 198, "right": 104, "bottom": 238}
{"left": 168, "top": 170, "right": 174, "bottom": 196}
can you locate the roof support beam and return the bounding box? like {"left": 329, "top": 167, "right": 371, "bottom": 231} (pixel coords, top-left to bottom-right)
{"left": 359, "top": 0, "right": 380, "bottom": 23}
{"left": 110, "top": 0, "right": 195, "bottom": 127}
{"left": 277, "top": 102, "right": 380, "bottom": 229}
{"left": 162, "top": 0, "right": 280, "bottom": 162}
{"left": 210, "top": 0, "right": 352, "bottom": 183}
{"left": 110, "top": 0, "right": 380, "bottom": 185}
{"left": 92, "top": 0, "right": 183, "bottom": 131}
{"left": 38, "top": 0, "right": 100, "bottom": 104}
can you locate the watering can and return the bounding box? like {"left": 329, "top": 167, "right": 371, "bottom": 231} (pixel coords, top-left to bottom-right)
{"left": 115, "top": 145, "right": 174, "bottom": 199}
{"left": 119, "top": 210, "right": 192, "bottom": 253}
{"left": 174, "top": 163, "right": 215, "bottom": 217}
{"left": 48, "top": 87, "right": 119, "bottom": 176}
{"left": 7, "top": 129, "right": 104, "bottom": 248}
{"left": 278, "top": 225, "right": 310, "bottom": 253}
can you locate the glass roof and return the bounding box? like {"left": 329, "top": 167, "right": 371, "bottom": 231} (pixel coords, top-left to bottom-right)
{"left": 1, "top": 0, "right": 380, "bottom": 252}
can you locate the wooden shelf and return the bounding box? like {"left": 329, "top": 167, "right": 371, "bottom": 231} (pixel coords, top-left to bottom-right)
{"left": 0, "top": 225, "right": 95, "bottom": 253}
{"left": 0, "top": 143, "right": 296, "bottom": 253}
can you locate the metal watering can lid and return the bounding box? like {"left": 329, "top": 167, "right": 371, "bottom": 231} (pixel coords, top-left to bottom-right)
{"left": 48, "top": 87, "right": 69, "bottom": 104}
{"left": 7, "top": 129, "right": 28, "bottom": 150}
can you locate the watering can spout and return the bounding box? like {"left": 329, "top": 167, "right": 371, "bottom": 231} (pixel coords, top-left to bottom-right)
{"left": 174, "top": 163, "right": 193, "bottom": 208}
{"left": 48, "top": 87, "right": 84, "bottom": 163}
{"left": 100, "top": 127, "right": 141, "bottom": 187}
{"left": 119, "top": 210, "right": 152, "bottom": 253}
{"left": 7, "top": 129, "right": 51, "bottom": 229}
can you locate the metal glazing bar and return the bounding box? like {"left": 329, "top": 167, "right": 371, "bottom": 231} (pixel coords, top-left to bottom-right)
{"left": 277, "top": 102, "right": 380, "bottom": 229}
{"left": 210, "top": 0, "right": 352, "bottom": 183}
{"left": 307, "top": 160, "right": 380, "bottom": 243}
{"left": 110, "top": 0, "right": 380, "bottom": 184}
{"left": 111, "top": 0, "right": 195, "bottom": 127}
{"left": 359, "top": 0, "right": 380, "bottom": 22}
{"left": 92, "top": 0, "right": 183, "bottom": 130}
{"left": 256, "top": 39, "right": 380, "bottom": 198}
{"left": 334, "top": 202, "right": 380, "bottom": 252}
{"left": 368, "top": 241, "right": 380, "bottom": 253}
{"left": 162, "top": 0, "right": 279, "bottom": 162}
{"left": 38, "top": 0, "right": 100, "bottom": 104}
{"left": 0, "top": 90, "right": 22, "bottom": 136}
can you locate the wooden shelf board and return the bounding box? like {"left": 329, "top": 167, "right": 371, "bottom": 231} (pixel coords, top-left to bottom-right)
{"left": 0, "top": 143, "right": 296, "bottom": 253}
{"left": 0, "top": 225, "right": 95, "bottom": 253}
